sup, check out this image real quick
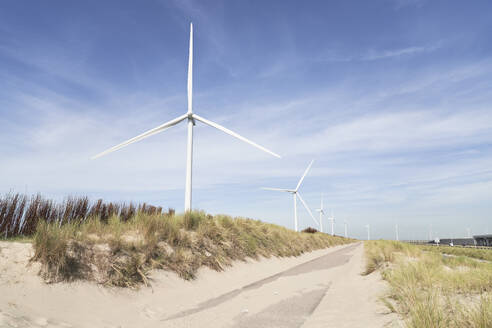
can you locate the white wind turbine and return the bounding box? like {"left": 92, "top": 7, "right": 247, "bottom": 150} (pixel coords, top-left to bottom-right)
{"left": 328, "top": 210, "right": 335, "bottom": 236}
{"left": 262, "top": 160, "right": 318, "bottom": 232}
{"left": 92, "top": 23, "right": 280, "bottom": 212}
{"left": 366, "top": 224, "right": 370, "bottom": 240}
{"left": 315, "top": 193, "right": 325, "bottom": 233}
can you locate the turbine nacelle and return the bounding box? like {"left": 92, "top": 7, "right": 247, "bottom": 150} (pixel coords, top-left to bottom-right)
{"left": 187, "top": 113, "right": 196, "bottom": 125}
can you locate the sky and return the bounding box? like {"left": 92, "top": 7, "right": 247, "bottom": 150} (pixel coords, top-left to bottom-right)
{"left": 1, "top": 0, "right": 491, "bottom": 240}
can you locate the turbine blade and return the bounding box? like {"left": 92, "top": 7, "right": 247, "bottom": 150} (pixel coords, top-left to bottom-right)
{"left": 193, "top": 114, "right": 281, "bottom": 158}
{"left": 92, "top": 114, "right": 188, "bottom": 159}
{"left": 297, "top": 192, "right": 319, "bottom": 227}
{"left": 261, "top": 187, "right": 293, "bottom": 192}
{"left": 188, "top": 23, "right": 193, "bottom": 114}
{"left": 295, "top": 159, "right": 314, "bottom": 191}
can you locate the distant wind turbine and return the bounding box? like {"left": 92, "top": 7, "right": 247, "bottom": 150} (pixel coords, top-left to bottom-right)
{"left": 328, "top": 210, "right": 335, "bottom": 236}
{"left": 315, "top": 193, "right": 325, "bottom": 233}
{"left": 395, "top": 223, "right": 399, "bottom": 241}
{"left": 366, "top": 224, "right": 370, "bottom": 241}
{"left": 344, "top": 220, "right": 348, "bottom": 238}
{"left": 92, "top": 23, "right": 280, "bottom": 212}
{"left": 262, "top": 160, "right": 318, "bottom": 232}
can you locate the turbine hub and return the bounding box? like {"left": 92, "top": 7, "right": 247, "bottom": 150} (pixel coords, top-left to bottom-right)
{"left": 187, "top": 113, "right": 196, "bottom": 125}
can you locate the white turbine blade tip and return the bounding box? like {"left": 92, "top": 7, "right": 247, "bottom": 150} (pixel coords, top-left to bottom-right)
{"left": 261, "top": 187, "right": 292, "bottom": 192}
{"left": 296, "top": 159, "right": 315, "bottom": 191}
{"left": 91, "top": 153, "right": 104, "bottom": 160}
{"left": 187, "top": 23, "right": 193, "bottom": 114}
{"left": 91, "top": 114, "right": 187, "bottom": 159}
{"left": 193, "top": 114, "right": 281, "bottom": 158}
{"left": 297, "top": 193, "right": 319, "bottom": 226}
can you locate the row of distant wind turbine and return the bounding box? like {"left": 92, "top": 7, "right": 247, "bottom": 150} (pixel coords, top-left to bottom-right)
{"left": 317, "top": 194, "right": 345, "bottom": 236}
{"left": 92, "top": 23, "right": 340, "bottom": 234}
{"left": 261, "top": 162, "right": 342, "bottom": 234}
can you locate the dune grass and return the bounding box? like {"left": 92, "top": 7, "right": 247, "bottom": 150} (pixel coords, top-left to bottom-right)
{"left": 0, "top": 193, "right": 170, "bottom": 238}
{"left": 420, "top": 245, "right": 492, "bottom": 262}
{"left": 364, "top": 240, "right": 492, "bottom": 328}
{"left": 31, "top": 211, "right": 353, "bottom": 287}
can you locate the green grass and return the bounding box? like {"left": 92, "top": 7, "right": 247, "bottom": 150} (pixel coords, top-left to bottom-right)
{"left": 364, "top": 240, "right": 492, "bottom": 328}
{"left": 31, "top": 211, "right": 353, "bottom": 287}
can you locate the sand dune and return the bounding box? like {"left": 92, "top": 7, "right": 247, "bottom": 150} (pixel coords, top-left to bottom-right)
{"left": 0, "top": 241, "right": 398, "bottom": 327}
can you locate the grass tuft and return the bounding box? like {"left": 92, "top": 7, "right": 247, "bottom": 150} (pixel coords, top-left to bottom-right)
{"left": 364, "top": 240, "right": 492, "bottom": 328}
{"left": 30, "top": 211, "right": 354, "bottom": 287}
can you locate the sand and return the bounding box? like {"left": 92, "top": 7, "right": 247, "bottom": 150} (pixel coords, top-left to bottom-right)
{"left": 0, "top": 241, "right": 400, "bottom": 327}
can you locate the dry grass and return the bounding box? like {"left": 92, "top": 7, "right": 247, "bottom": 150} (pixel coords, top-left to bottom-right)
{"left": 31, "top": 211, "right": 353, "bottom": 287}
{"left": 0, "top": 193, "right": 171, "bottom": 238}
{"left": 364, "top": 240, "right": 492, "bottom": 328}
{"left": 363, "top": 240, "right": 421, "bottom": 275}
{"left": 420, "top": 245, "right": 492, "bottom": 262}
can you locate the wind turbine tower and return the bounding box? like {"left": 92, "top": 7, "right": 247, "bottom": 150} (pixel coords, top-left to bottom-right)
{"left": 366, "top": 224, "right": 370, "bottom": 241}
{"left": 329, "top": 210, "right": 335, "bottom": 236}
{"left": 344, "top": 220, "right": 348, "bottom": 238}
{"left": 316, "top": 194, "right": 325, "bottom": 233}
{"left": 263, "top": 160, "right": 319, "bottom": 232}
{"left": 395, "top": 223, "right": 399, "bottom": 241}
{"left": 92, "top": 23, "right": 280, "bottom": 212}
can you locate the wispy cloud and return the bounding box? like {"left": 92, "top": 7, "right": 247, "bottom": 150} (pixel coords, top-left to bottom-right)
{"left": 1, "top": 1, "right": 491, "bottom": 238}
{"left": 319, "top": 43, "right": 441, "bottom": 63}
{"left": 361, "top": 45, "right": 433, "bottom": 60}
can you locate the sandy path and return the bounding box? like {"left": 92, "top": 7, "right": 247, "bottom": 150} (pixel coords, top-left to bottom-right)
{"left": 0, "top": 241, "right": 398, "bottom": 327}
{"left": 301, "top": 243, "right": 401, "bottom": 328}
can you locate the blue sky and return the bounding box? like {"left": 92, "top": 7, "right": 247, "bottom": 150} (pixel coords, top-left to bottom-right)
{"left": 1, "top": 0, "right": 491, "bottom": 240}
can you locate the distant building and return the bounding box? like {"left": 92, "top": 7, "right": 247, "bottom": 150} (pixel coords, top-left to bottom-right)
{"left": 473, "top": 234, "right": 492, "bottom": 247}
{"left": 435, "top": 238, "right": 476, "bottom": 246}
{"left": 427, "top": 235, "right": 492, "bottom": 247}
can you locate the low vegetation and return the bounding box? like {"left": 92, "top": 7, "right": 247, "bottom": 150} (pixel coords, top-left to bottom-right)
{"left": 0, "top": 193, "right": 171, "bottom": 238}
{"left": 29, "top": 210, "right": 352, "bottom": 287}
{"left": 364, "top": 240, "right": 492, "bottom": 328}
{"left": 420, "top": 244, "right": 492, "bottom": 262}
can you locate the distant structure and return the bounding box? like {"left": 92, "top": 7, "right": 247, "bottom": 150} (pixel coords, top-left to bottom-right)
{"left": 474, "top": 234, "right": 492, "bottom": 246}
{"left": 423, "top": 234, "right": 492, "bottom": 247}
{"left": 327, "top": 210, "right": 335, "bottom": 236}
{"left": 315, "top": 194, "right": 325, "bottom": 233}
{"left": 434, "top": 238, "right": 475, "bottom": 246}
{"left": 262, "top": 160, "right": 318, "bottom": 232}
{"left": 92, "top": 23, "right": 280, "bottom": 212}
